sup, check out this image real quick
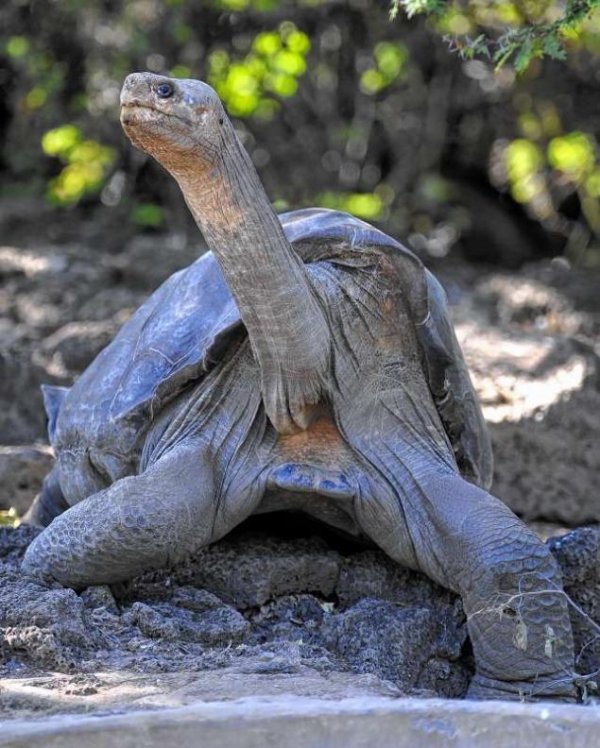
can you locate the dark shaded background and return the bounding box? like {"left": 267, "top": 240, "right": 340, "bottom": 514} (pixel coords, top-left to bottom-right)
{"left": 1, "top": 0, "right": 599, "bottom": 267}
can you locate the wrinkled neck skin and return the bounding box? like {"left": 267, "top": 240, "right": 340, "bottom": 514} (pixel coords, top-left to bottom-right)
{"left": 175, "top": 120, "right": 289, "bottom": 269}
{"left": 156, "top": 115, "right": 331, "bottom": 434}
{"left": 171, "top": 120, "right": 311, "bottom": 350}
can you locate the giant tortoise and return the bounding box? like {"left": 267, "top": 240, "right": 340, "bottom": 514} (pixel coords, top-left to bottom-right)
{"left": 22, "top": 73, "right": 576, "bottom": 701}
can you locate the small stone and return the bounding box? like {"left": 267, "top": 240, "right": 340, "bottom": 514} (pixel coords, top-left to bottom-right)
{"left": 1, "top": 626, "right": 76, "bottom": 671}
{"left": 170, "top": 586, "right": 226, "bottom": 612}
{"left": 80, "top": 585, "right": 120, "bottom": 615}
{"left": 127, "top": 602, "right": 180, "bottom": 640}
{"left": 127, "top": 597, "right": 249, "bottom": 646}
{"left": 548, "top": 525, "right": 600, "bottom": 586}
{"left": 0, "top": 525, "right": 40, "bottom": 563}
{"left": 548, "top": 526, "right": 600, "bottom": 676}
{"left": 39, "top": 321, "right": 117, "bottom": 376}
{"left": 322, "top": 600, "right": 432, "bottom": 685}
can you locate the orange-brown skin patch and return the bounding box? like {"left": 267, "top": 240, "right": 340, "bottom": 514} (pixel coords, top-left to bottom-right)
{"left": 274, "top": 412, "right": 354, "bottom": 469}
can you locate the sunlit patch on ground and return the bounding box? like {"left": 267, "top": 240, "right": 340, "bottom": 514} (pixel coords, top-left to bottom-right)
{"left": 456, "top": 322, "right": 588, "bottom": 423}
{"left": 0, "top": 246, "right": 67, "bottom": 278}
{"left": 448, "top": 268, "right": 593, "bottom": 424}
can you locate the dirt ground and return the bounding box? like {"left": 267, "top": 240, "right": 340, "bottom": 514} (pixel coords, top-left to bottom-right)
{"left": 0, "top": 200, "right": 599, "bottom": 717}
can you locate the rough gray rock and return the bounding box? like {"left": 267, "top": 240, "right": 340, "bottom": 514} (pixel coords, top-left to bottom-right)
{"left": 548, "top": 526, "right": 600, "bottom": 680}
{"left": 172, "top": 536, "right": 343, "bottom": 608}
{"left": 321, "top": 599, "right": 469, "bottom": 696}
{"left": 0, "top": 523, "right": 597, "bottom": 701}
{"left": 0, "top": 566, "right": 93, "bottom": 670}
{"left": 125, "top": 589, "right": 249, "bottom": 645}
{"left": 335, "top": 549, "right": 457, "bottom": 609}
{"left": 0, "top": 526, "right": 470, "bottom": 696}
{"left": 0, "top": 446, "right": 54, "bottom": 515}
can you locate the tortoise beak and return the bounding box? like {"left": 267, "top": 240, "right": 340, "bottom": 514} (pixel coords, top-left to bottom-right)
{"left": 120, "top": 73, "right": 151, "bottom": 107}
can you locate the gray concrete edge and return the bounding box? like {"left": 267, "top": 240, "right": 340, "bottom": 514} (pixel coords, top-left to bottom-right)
{"left": 0, "top": 695, "right": 599, "bottom": 748}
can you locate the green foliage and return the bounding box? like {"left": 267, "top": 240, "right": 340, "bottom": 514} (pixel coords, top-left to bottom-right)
{"left": 1, "top": 0, "right": 599, "bottom": 263}
{"left": 318, "top": 191, "right": 386, "bottom": 221}
{"left": 503, "top": 125, "right": 600, "bottom": 233}
{"left": 390, "top": 0, "right": 600, "bottom": 72}
{"left": 41, "top": 125, "right": 115, "bottom": 206}
{"left": 5, "top": 35, "right": 29, "bottom": 58}
{"left": 213, "top": 0, "right": 278, "bottom": 10}
{"left": 547, "top": 132, "right": 596, "bottom": 179}
{"left": 3, "top": 34, "right": 66, "bottom": 115}
{"left": 207, "top": 22, "right": 310, "bottom": 118}
{"left": 170, "top": 64, "right": 191, "bottom": 78}
{"left": 505, "top": 139, "right": 545, "bottom": 204}
{"left": 360, "top": 41, "right": 408, "bottom": 94}
{"left": 391, "top": 0, "right": 440, "bottom": 21}
{"left": 131, "top": 203, "right": 165, "bottom": 228}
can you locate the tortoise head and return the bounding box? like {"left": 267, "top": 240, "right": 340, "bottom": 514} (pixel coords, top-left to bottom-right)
{"left": 120, "top": 72, "right": 229, "bottom": 174}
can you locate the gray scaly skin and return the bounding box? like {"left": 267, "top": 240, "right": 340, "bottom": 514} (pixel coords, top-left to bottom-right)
{"left": 22, "top": 73, "right": 576, "bottom": 701}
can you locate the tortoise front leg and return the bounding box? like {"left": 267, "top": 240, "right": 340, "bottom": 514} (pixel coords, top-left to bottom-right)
{"left": 356, "top": 471, "right": 576, "bottom": 700}
{"left": 21, "top": 440, "right": 261, "bottom": 588}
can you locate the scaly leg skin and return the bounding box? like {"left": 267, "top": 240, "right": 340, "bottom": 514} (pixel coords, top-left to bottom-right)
{"left": 21, "top": 439, "right": 261, "bottom": 589}
{"left": 356, "top": 471, "right": 576, "bottom": 701}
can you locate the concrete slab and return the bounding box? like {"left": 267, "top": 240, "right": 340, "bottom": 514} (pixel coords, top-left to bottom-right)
{"left": 0, "top": 695, "right": 598, "bottom": 748}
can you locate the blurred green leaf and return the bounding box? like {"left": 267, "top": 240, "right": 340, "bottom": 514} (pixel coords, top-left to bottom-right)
{"left": 506, "top": 139, "right": 544, "bottom": 180}
{"left": 170, "top": 20, "right": 192, "bottom": 44}
{"left": 25, "top": 85, "right": 48, "bottom": 110}
{"left": 360, "top": 69, "right": 386, "bottom": 94}
{"left": 586, "top": 168, "right": 600, "bottom": 197}
{"left": 253, "top": 31, "right": 282, "bottom": 56}
{"left": 286, "top": 30, "right": 311, "bottom": 54}
{"left": 319, "top": 191, "right": 385, "bottom": 220}
{"left": 273, "top": 49, "right": 306, "bottom": 76}
{"left": 170, "top": 64, "right": 191, "bottom": 78}
{"left": 374, "top": 41, "right": 407, "bottom": 78}
{"left": 208, "top": 21, "right": 310, "bottom": 118}
{"left": 505, "top": 139, "right": 545, "bottom": 204}
{"left": 344, "top": 192, "right": 384, "bottom": 219}
{"left": 42, "top": 124, "right": 115, "bottom": 205}
{"left": 418, "top": 174, "right": 452, "bottom": 203}
{"left": 548, "top": 132, "right": 596, "bottom": 179}
{"left": 6, "top": 35, "right": 29, "bottom": 58}
{"left": 131, "top": 203, "right": 165, "bottom": 228}
{"left": 361, "top": 41, "right": 408, "bottom": 95}
{"left": 41, "top": 124, "right": 82, "bottom": 158}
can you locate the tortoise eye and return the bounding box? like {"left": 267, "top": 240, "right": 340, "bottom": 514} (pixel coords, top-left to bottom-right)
{"left": 156, "top": 82, "right": 174, "bottom": 99}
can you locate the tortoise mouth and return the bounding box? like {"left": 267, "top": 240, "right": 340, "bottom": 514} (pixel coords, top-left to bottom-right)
{"left": 120, "top": 104, "right": 193, "bottom": 129}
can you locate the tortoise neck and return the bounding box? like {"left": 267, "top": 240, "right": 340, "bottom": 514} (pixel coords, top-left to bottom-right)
{"left": 174, "top": 125, "right": 304, "bottom": 298}
{"left": 171, "top": 121, "right": 331, "bottom": 434}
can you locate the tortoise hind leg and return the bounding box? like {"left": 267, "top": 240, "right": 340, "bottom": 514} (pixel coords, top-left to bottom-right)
{"left": 21, "top": 439, "right": 263, "bottom": 589}
{"left": 355, "top": 470, "right": 576, "bottom": 701}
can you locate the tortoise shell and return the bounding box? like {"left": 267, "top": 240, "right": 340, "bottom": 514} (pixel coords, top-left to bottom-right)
{"left": 44, "top": 208, "right": 492, "bottom": 489}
